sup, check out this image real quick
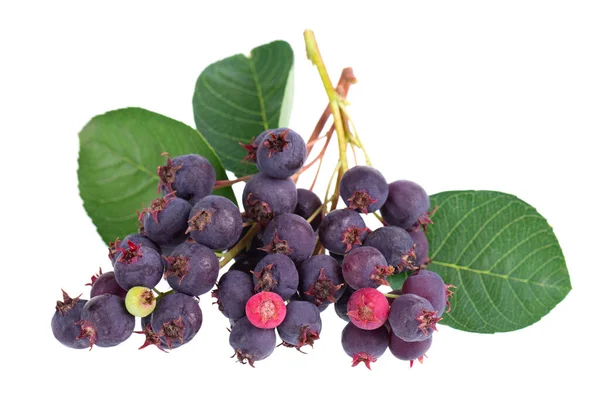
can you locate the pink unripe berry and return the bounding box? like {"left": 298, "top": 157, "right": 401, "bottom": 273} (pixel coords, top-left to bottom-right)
{"left": 347, "top": 288, "right": 389, "bottom": 330}
{"left": 245, "top": 292, "right": 287, "bottom": 329}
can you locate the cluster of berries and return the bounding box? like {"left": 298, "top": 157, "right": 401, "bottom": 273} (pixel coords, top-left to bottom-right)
{"left": 51, "top": 127, "right": 454, "bottom": 369}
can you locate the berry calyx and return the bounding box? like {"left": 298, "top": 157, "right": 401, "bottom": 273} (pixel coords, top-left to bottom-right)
{"left": 445, "top": 284, "right": 457, "bottom": 313}
{"left": 346, "top": 190, "right": 378, "bottom": 214}
{"left": 244, "top": 192, "right": 274, "bottom": 222}
{"left": 157, "top": 316, "right": 185, "bottom": 350}
{"left": 186, "top": 208, "right": 214, "bottom": 233}
{"left": 135, "top": 324, "right": 167, "bottom": 352}
{"left": 139, "top": 191, "right": 177, "bottom": 224}
{"left": 341, "top": 226, "right": 370, "bottom": 252}
{"left": 245, "top": 292, "right": 287, "bottom": 329}
{"left": 370, "top": 264, "right": 395, "bottom": 286}
{"left": 115, "top": 240, "right": 143, "bottom": 264}
{"left": 297, "top": 325, "right": 320, "bottom": 349}
{"left": 416, "top": 309, "right": 441, "bottom": 335}
{"left": 157, "top": 152, "right": 183, "bottom": 193}
{"left": 263, "top": 128, "right": 291, "bottom": 157}
{"left": 304, "top": 268, "right": 344, "bottom": 306}
{"left": 240, "top": 140, "right": 259, "bottom": 162}
{"left": 260, "top": 230, "right": 292, "bottom": 256}
{"left": 253, "top": 263, "right": 278, "bottom": 292}
{"left": 76, "top": 320, "right": 97, "bottom": 349}
{"left": 164, "top": 255, "right": 190, "bottom": 284}
{"left": 55, "top": 290, "right": 82, "bottom": 316}
{"left": 352, "top": 352, "right": 378, "bottom": 370}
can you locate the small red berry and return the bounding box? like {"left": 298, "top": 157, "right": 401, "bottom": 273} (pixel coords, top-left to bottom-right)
{"left": 245, "top": 292, "right": 287, "bottom": 329}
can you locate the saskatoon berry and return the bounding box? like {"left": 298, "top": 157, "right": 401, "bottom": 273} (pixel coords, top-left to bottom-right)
{"left": 346, "top": 287, "right": 390, "bottom": 330}
{"left": 295, "top": 188, "right": 323, "bottom": 231}
{"left": 157, "top": 153, "right": 216, "bottom": 201}
{"left": 342, "top": 246, "right": 394, "bottom": 290}
{"left": 408, "top": 228, "right": 429, "bottom": 267}
{"left": 401, "top": 269, "right": 452, "bottom": 315}
{"left": 341, "top": 322, "right": 389, "bottom": 369}
{"left": 164, "top": 241, "right": 219, "bottom": 297}
{"left": 51, "top": 291, "right": 88, "bottom": 349}
{"left": 242, "top": 173, "right": 297, "bottom": 222}
{"left": 229, "top": 316, "right": 277, "bottom": 367}
{"left": 256, "top": 128, "right": 307, "bottom": 179}
{"left": 113, "top": 241, "right": 164, "bottom": 290}
{"left": 389, "top": 334, "right": 432, "bottom": 367}
{"left": 298, "top": 254, "right": 344, "bottom": 308}
{"left": 277, "top": 301, "right": 322, "bottom": 350}
{"left": 340, "top": 166, "right": 388, "bottom": 213}
{"left": 87, "top": 269, "right": 127, "bottom": 299}
{"left": 363, "top": 226, "right": 417, "bottom": 272}
{"left": 335, "top": 286, "right": 356, "bottom": 322}
{"left": 150, "top": 292, "right": 202, "bottom": 350}
{"left": 252, "top": 253, "right": 299, "bottom": 301}
{"left": 380, "top": 180, "right": 431, "bottom": 231}
{"left": 319, "top": 209, "right": 369, "bottom": 255}
{"left": 245, "top": 291, "right": 287, "bottom": 329}
{"left": 212, "top": 270, "right": 254, "bottom": 321}
{"left": 77, "top": 293, "right": 135, "bottom": 349}
{"left": 388, "top": 293, "right": 440, "bottom": 342}
{"left": 187, "top": 195, "right": 243, "bottom": 251}
{"left": 142, "top": 193, "right": 192, "bottom": 248}
{"left": 109, "top": 234, "right": 161, "bottom": 264}
{"left": 125, "top": 287, "right": 156, "bottom": 317}
{"left": 262, "top": 213, "right": 316, "bottom": 263}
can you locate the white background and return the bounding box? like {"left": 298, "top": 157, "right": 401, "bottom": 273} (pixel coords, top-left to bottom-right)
{"left": 1, "top": 1, "right": 599, "bottom": 405}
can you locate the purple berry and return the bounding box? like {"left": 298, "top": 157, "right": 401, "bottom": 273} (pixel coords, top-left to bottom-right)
{"left": 335, "top": 286, "right": 355, "bottom": 322}
{"left": 388, "top": 293, "right": 440, "bottom": 342}
{"left": 380, "top": 180, "right": 431, "bottom": 231}
{"left": 142, "top": 193, "right": 192, "bottom": 248}
{"left": 229, "top": 316, "right": 276, "bottom": 367}
{"left": 256, "top": 128, "right": 307, "bottom": 179}
{"left": 409, "top": 228, "right": 429, "bottom": 267}
{"left": 149, "top": 292, "right": 203, "bottom": 350}
{"left": 242, "top": 173, "right": 297, "bottom": 222}
{"left": 212, "top": 270, "right": 255, "bottom": 321}
{"left": 342, "top": 246, "right": 394, "bottom": 290}
{"left": 389, "top": 334, "right": 432, "bottom": 367}
{"left": 77, "top": 294, "right": 135, "bottom": 349}
{"left": 364, "top": 226, "right": 417, "bottom": 272}
{"left": 401, "top": 269, "right": 451, "bottom": 315}
{"left": 87, "top": 269, "right": 127, "bottom": 299}
{"left": 262, "top": 213, "right": 316, "bottom": 263}
{"left": 164, "top": 241, "right": 219, "bottom": 297}
{"left": 157, "top": 153, "right": 216, "bottom": 201}
{"left": 298, "top": 254, "right": 344, "bottom": 308}
{"left": 109, "top": 234, "right": 161, "bottom": 264}
{"left": 277, "top": 301, "right": 322, "bottom": 349}
{"left": 187, "top": 195, "right": 243, "bottom": 250}
{"left": 319, "top": 209, "right": 369, "bottom": 255}
{"left": 51, "top": 291, "right": 88, "bottom": 349}
{"left": 252, "top": 253, "right": 299, "bottom": 301}
{"left": 113, "top": 241, "right": 164, "bottom": 290}
{"left": 295, "top": 188, "right": 323, "bottom": 231}
{"left": 340, "top": 166, "right": 388, "bottom": 213}
{"left": 341, "top": 322, "right": 389, "bottom": 369}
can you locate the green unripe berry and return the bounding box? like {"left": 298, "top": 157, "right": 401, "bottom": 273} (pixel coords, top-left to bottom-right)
{"left": 125, "top": 287, "right": 156, "bottom": 317}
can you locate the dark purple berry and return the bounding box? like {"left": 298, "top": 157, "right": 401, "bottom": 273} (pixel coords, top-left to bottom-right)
{"left": 229, "top": 316, "right": 276, "bottom": 367}
{"left": 388, "top": 293, "right": 440, "bottom": 342}
{"left": 109, "top": 234, "right": 161, "bottom": 264}
{"left": 157, "top": 153, "right": 216, "bottom": 201}
{"left": 149, "top": 292, "right": 202, "bottom": 350}
{"left": 364, "top": 226, "right": 417, "bottom": 272}
{"left": 212, "top": 270, "right": 254, "bottom": 321}
{"left": 401, "top": 269, "right": 451, "bottom": 315}
{"left": 298, "top": 254, "right": 344, "bottom": 308}
{"left": 277, "top": 301, "right": 322, "bottom": 349}
{"left": 341, "top": 322, "right": 389, "bottom": 369}
{"left": 295, "top": 188, "right": 323, "bottom": 231}
{"left": 113, "top": 241, "right": 164, "bottom": 290}
{"left": 342, "top": 246, "right": 394, "bottom": 289}
{"left": 262, "top": 213, "right": 316, "bottom": 263}
{"left": 409, "top": 228, "right": 429, "bottom": 267}
{"left": 51, "top": 291, "right": 88, "bottom": 349}
{"left": 164, "top": 241, "right": 219, "bottom": 297}
{"left": 252, "top": 254, "right": 299, "bottom": 301}
{"left": 335, "top": 286, "right": 355, "bottom": 322}
{"left": 256, "top": 128, "right": 307, "bottom": 179}
{"left": 319, "top": 209, "right": 369, "bottom": 255}
{"left": 141, "top": 193, "right": 192, "bottom": 248}
{"left": 86, "top": 269, "right": 127, "bottom": 299}
{"left": 389, "top": 334, "right": 432, "bottom": 367}
{"left": 77, "top": 294, "right": 135, "bottom": 349}
{"left": 340, "top": 166, "right": 388, "bottom": 213}
{"left": 187, "top": 195, "right": 243, "bottom": 250}
{"left": 242, "top": 173, "right": 297, "bottom": 222}
{"left": 381, "top": 180, "right": 431, "bottom": 231}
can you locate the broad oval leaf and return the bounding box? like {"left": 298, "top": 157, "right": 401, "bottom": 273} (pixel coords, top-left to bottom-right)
{"left": 418, "top": 191, "right": 571, "bottom": 333}
{"left": 192, "top": 40, "right": 294, "bottom": 177}
{"left": 78, "top": 107, "right": 235, "bottom": 244}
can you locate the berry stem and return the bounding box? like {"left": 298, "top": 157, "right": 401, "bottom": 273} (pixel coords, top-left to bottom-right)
{"left": 339, "top": 103, "right": 372, "bottom": 166}
{"left": 384, "top": 293, "right": 400, "bottom": 299}
{"left": 373, "top": 211, "right": 387, "bottom": 226}
{"left": 219, "top": 223, "right": 261, "bottom": 269}
{"left": 213, "top": 175, "right": 252, "bottom": 190}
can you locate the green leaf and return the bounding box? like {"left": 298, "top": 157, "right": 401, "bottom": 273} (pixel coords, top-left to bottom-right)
{"left": 425, "top": 191, "right": 571, "bottom": 333}
{"left": 78, "top": 107, "right": 235, "bottom": 244}
{"left": 388, "top": 271, "right": 409, "bottom": 290}
{"left": 192, "top": 40, "right": 294, "bottom": 177}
